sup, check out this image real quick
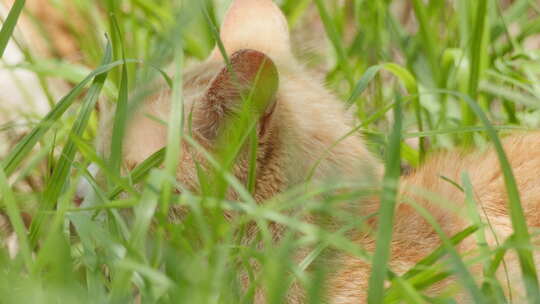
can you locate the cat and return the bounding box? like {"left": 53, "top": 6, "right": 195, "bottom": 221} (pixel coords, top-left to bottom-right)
{"left": 119, "top": 0, "right": 382, "bottom": 199}
{"left": 116, "top": 0, "right": 540, "bottom": 303}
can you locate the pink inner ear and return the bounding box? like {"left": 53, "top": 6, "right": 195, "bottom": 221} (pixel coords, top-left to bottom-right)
{"left": 196, "top": 49, "right": 279, "bottom": 140}
{"left": 211, "top": 0, "right": 291, "bottom": 61}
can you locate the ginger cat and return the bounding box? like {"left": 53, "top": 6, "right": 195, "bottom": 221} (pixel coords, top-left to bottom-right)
{"left": 120, "top": 0, "right": 540, "bottom": 303}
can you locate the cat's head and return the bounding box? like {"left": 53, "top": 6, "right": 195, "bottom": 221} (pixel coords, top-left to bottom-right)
{"left": 121, "top": 0, "right": 381, "bottom": 201}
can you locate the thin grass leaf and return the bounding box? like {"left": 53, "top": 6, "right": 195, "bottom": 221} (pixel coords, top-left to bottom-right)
{"left": 389, "top": 276, "right": 428, "bottom": 304}
{"left": 107, "top": 148, "right": 166, "bottom": 200}
{"left": 410, "top": 0, "right": 439, "bottom": 81}
{"left": 109, "top": 16, "right": 129, "bottom": 175}
{"left": 404, "top": 198, "right": 486, "bottom": 303}
{"left": 1, "top": 59, "right": 138, "bottom": 177}
{"left": 313, "top": 0, "right": 353, "bottom": 87}
{"left": 367, "top": 95, "right": 403, "bottom": 304}
{"left": 458, "top": 91, "right": 540, "bottom": 302}
{"left": 404, "top": 125, "right": 525, "bottom": 139}
{"left": 346, "top": 65, "right": 382, "bottom": 109}
{"left": 28, "top": 40, "right": 112, "bottom": 245}
{"left": 461, "top": 173, "right": 508, "bottom": 302}
{"left": 462, "top": 173, "right": 489, "bottom": 261}
{"left": 0, "top": 0, "right": 25, "bottom": 57}
{"left": 247, "top": 130, "right": 258, "bottom": 194}
{"left": 109, "top": 170, "right": 163, "bottom": 302}
{"left": 108, "top": 64, "right": 128, "bottom": 174}
{"left": 281, "top": 0, "right": 311, "bottom": 28}
{"left": 160, "top": 39, "right": 184, "bottom": 215}
{"left": 0, "top": 167, "right": 32, "bottom": 269}
{"left": 346, "top": 63, "right": 424, "bottom": 160}
{"left": 462, "top": 0, "right": 489, "bottom": 146}
{"left": 70, "top": 135, "right": 137, "bottom": 199}
{"left": 401, "top": 225, "right": 479, "bottom": 281}
{"left": 384, "top": 227, "right": 480, "bottom": 302}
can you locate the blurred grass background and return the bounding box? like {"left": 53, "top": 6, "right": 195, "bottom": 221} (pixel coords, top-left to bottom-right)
{"left": 0, "top": 0, "right": 540, "bottom": 303}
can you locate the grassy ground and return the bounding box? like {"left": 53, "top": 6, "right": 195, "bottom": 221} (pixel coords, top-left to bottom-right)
{"left": 1, "top": 0, "right": 540, "bottom": 303}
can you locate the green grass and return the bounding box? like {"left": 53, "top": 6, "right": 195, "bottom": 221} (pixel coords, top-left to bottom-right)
{"left": 1, "top": 0, "right": 540, "bottom": 303}
{"left": 367, "top": 94, "right": 403, "bottom": 304}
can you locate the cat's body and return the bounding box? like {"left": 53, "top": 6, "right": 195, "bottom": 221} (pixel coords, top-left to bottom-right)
{"left": 330, "top": 133, "right": 540, "bottom": 303}
{"left": 117, "top": 0, "right": 540, "bottom": 302}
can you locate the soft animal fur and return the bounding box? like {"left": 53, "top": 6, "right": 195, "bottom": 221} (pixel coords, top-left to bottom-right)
{"left": 122, "top": 0, "right": 381, "bottom": 199}
{"left": 119, "top": 0, "right": 540, "bottom": 303}
{"left": 329, "top": 134, "right": 540, "bottom": 303}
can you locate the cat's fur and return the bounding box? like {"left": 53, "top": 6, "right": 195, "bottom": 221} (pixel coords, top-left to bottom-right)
{"left": 329, "top": 134, "right": 540, "bottom": 303}
{"left": 119, "top": 0, "right": 540, "bottom": 303}
{"left": 121, "top": 0, "right": 381, "bottom": 200}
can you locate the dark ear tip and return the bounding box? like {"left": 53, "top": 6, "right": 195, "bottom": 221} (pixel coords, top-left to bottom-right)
{"left": 229, "top": 49, "right": 278, "bottom": 81}
{"left": 230, "top": 49, "right": 269, "bottom": 63}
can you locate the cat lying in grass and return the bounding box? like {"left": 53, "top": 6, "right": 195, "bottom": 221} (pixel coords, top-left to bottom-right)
{"left": 1, "top": 0, "right": 538, "bottom": 302}
{"left": 115, "top": 0, "right": 540, "bottom": 303}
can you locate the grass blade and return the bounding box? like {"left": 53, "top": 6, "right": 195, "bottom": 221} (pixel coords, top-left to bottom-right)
{"left": 109, "top": 16, "right": 129, "bottom": 175}
{"left": 160, "top": 38, "right": 184, "bottom": 215}
{"left": 0, "top": 167, "right": 32, "bottom": 269}
{"left": 28, "top": 40, "right": 113, "bottom": 245}
{"left": 367, "top": 95, "right": 402, "bottom": 303}
{"left": 0, "top": 0, "right": 25, "bottom": 57}
{"left": 107, "top": 148, "right": 166, "bottom": 200}
{"left": 313, "top": 0, "right": 353, "bottom": 87}
{"left": 404, "top": 198, "right": 486, "bottom": 303}
{"left": 346, "top": 63, "right": 424, "bottom": 161}
{"left": 1, "top": 59, "right": 137, "bottom": 177}
{"left": 462, "top": 0, "right": 489, "bottom": 146}
{"left": 410, "top": 0, "right": 439, "bottom": 81}
{"left": 459, "top": 92, "right": 540, "bottom": 302}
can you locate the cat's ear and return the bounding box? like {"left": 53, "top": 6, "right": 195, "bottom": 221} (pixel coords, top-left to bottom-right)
{"left": 195, "top": 49, "right": 279, "bottom": 141}
{"left": 210, "top": 0, "right": 291, "bottom": 60}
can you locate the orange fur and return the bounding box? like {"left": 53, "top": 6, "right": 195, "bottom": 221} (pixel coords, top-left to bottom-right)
{"left": 329, "top": 133, "right": 540, "bottom": 303}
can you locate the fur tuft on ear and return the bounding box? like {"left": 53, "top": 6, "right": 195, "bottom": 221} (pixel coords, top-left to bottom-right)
{"left": 210, "top": 0, "right": 291, "bottom": 61}
{"left": 195, "top": 49, "right": 279, "bottom": 140}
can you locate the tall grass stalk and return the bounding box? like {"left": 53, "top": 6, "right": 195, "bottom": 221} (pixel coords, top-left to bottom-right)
{"left": 367, "top": 95, "right": 402, "bottom": 304}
